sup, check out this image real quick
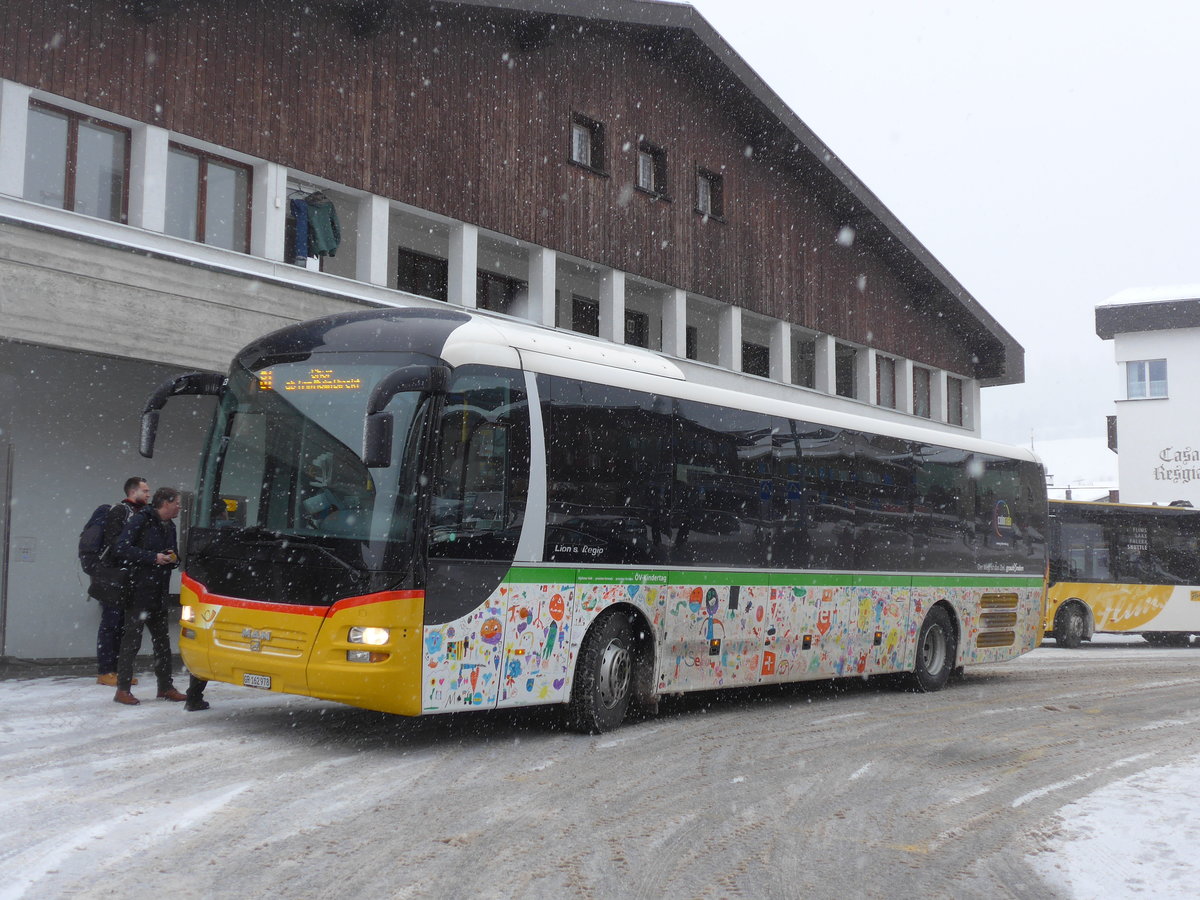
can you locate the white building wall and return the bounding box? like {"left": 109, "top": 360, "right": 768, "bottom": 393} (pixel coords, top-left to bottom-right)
{"left": 1111, "top": 326, "right": 1200, "bottom": 505}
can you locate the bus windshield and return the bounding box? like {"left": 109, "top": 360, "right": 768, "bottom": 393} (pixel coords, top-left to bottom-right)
{"left": 192, "top": 352, "right": 431, "bottom": 593}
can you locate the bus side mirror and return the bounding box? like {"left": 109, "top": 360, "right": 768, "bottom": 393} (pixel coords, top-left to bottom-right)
{"left": 140, "top": 372, "right": 225, "bottom": 458}
{"left": 362, "top": 365, "right": 449, "bottom": 468}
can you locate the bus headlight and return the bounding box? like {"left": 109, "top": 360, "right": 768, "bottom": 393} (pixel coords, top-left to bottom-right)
{"left": 180, "top": 606, "right": 196, "bottom": 624}
{"left": 348, "top": 626, "right": 390, "bottom": 646}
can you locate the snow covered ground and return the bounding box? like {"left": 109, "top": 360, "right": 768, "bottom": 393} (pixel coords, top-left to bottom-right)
{"left": 0, "top": 637, "right": 1198, "bottom": 898}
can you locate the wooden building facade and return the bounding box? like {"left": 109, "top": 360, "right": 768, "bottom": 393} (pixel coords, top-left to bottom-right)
{"left": 0, "top": 0, "right": 1024, "bottom": 659}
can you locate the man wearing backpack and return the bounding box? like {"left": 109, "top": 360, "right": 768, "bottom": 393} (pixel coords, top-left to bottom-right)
{"left": 86, "top": 477, "right": 150, "bottom": 687}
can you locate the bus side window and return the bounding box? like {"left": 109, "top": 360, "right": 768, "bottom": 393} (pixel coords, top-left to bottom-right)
{"left": 542, "top": 376, "right": 671, "bottom": 565}
{"left": 428, "top": 367, "right": 529, "bottom": 562}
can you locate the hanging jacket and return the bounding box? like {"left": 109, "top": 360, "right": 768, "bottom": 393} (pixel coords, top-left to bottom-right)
{"left": 306, "top": 193, "right": 341, "bottom": 257}
{"left": 290, "top": 198, "right": 310, "bottom": 261}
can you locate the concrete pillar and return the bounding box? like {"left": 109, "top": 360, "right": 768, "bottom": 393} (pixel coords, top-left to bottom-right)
{"left": 896, "top": 358, "right": 914, "bottom": 414}
{"left": 814, "top": 334, "right": 836, "bottom": 394}
{"left": 251, "top": 162, "right": 288, "bottom": 261}
{"left": 448, "top": 222, "right": 478, "bottom": 308}
{"left": 770, "top": 320, "right": 792, "bottom": 383}
{"left": 128, "top": 124, "right": 168, "bottom": 232}
{"left": 599, "top": 268, "right": 626, "bottom": 344}
{"left": 661, "top": 288, "right": 687, "bottom": 358}
{"left": 0, "top": 80, "right": 33, "bottom": 198}
{"left": 718, "top": 304, "right": 742, "bottom": 371}
{"left": 356, "top": 194, "right": 390, "bottom": 286}
{"left": 522, "top": 246, "right": 556, "bottom": 326}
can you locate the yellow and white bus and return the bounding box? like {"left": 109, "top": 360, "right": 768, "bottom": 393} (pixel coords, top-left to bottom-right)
{"left": 1046, "top": 499, "right": 1200, "bottom": 647}
{"left": 142, "top": 307, "right": 1047, "bottom": 731}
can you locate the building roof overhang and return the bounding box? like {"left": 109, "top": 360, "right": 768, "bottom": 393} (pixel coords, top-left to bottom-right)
{"left": 1096, "top": 295, "right": 1200, "bottom": 340}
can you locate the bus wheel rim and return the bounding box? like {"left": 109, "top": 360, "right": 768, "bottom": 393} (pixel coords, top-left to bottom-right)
{"left": 922, "top": 626, "right": 946, "bottom": 674}
{"left": 597, "top": 639, "right": 631, "bottom": 710}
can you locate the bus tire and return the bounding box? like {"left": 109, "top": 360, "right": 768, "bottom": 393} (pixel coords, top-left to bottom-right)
{"left": 905, "top": 606, "right": 957, "bottom": 693}
{"left": 567, "top": 611, "right": 635, "bottom": 734}
{"left": 1054, "top": 604, "right": 1086, "bottom": 649}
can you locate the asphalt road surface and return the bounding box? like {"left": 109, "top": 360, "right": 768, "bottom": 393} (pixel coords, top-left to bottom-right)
{"left": 4, "top": 637, "right": 1199, "bottom": 899}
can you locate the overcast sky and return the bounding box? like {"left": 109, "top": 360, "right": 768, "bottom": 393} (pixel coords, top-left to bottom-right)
{"left": 685, "top": 0, "right": 1200, "bottom": 490}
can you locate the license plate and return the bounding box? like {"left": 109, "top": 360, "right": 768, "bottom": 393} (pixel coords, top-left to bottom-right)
{"left": 242, "top": 673, "right": 271, "bottom": 690}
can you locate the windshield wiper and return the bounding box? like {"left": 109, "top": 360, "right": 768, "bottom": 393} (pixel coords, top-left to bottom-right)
{"left": 295, "top": 542, "right": 367, "bottom": 582}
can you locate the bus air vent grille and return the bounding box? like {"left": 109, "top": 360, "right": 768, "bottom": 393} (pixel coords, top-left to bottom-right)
{"left": 980, "top": 592, "right": 1019, "bottom": 609}
{"left": 980, "top": 611, "right": 1018, "bottom": 629}
{"left": 976, "top": 630, "right": 1016, "bottom": 648}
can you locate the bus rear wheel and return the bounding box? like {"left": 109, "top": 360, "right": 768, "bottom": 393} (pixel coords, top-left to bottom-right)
{"left": 1054, "top": 605, "right": 1086, "bottom": 649}
{"left": 905, "top": 606, "right": 957, "bottom": 693}
{"left": 567, "top": 611, "right": 635, "bottom": 734}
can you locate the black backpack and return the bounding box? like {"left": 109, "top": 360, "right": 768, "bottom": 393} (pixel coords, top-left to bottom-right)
{"left": 78, "top": 504, "right": 111, "bottom": 575}
{"left": 78, "top": 503, "right": 132, "bottom": 576}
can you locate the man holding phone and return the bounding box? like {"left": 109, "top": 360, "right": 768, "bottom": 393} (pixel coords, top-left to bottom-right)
{"left": 112, "top": 487, "right": 187, "bottom": 706}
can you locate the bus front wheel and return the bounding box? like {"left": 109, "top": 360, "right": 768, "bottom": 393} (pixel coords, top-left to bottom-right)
{"left": 1055, "top": 605, "right": 1086, "bottom": 649}
{"left": 567, "top": 611, "right": 635, "bottom": 734}
{"left": 906, "top": 606, "right": 957, "bottom": 693}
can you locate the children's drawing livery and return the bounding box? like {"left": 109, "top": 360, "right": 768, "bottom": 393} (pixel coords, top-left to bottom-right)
{"left": 147, "top": 308, "right": 1047, "bottom": 732}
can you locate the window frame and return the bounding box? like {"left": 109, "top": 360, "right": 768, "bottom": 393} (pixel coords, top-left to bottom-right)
{"left": 571, "top": 295, "right": 600, "bottom": 337}
{"left": 1125, "top": 359, "right": 1168, "bottom": 400}
{"left": 477, "top": 269, "right": 526, "bottom": 314}
{"left": 396, "top": 246, "right": 449, "bottom": 302}
{"left": 876, "top": 355, "right": 897, "bottom": 409}
{"left": 947, "top": 376, "right": 965, "bottom": 426}
{"left": 166, "top": 142, "right": 253, "bottom": 252}
{"left": 635, "top": 141, "right": 669, "bottom": 199}
{"left": 624, "top": 309, "right": 650, "bottom": 348}
{"left": 913, "top": 366, "right": 932, "bottom": 418}
{"left": 741, "top": 341, "right": 770, "bottom": 378}
{"left": 25, "top": 100, "right": 131, "bottom": 223}
{"left": 568, "top": 113, "right": 607, "bottom": 175}
{"left": 835, "top": 342, "right": 858, "bottom": 399}
{"left": 695, "top": 167, "right": 725, "bottom": 219}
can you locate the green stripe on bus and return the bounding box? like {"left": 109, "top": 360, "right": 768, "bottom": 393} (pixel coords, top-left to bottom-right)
{"left": 504, "top": 566, "right": 1042, "bottom": 590}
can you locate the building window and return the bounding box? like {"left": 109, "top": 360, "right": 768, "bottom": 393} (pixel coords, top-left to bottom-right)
{"left": 835, "top": 343, "right": 857, "bottom": 398}
{"left": 913, "top": 366, "right": 932, "bottom": 418}
{"left": 636, "top": 141, "right": 668, "bottom": 197}
{"left": 1126, "top": 359, "right": 1168, "bottom": 399}
{"left": 793, "top": 335, "right": 816, "bottom": 389}
{"left": 24, "top": 102, "right": 129, "bottom": 222}
{"left": 686, "top": 325, "right": 698, "bottom": 360}
{"left": 477, "top": 270, "right": 525, "bottom": 314}
{"left": 696, "top": 168, "right": 724, "bottom": 218}
{"left": 625, "top": 309, "right": 649, "bottom": 348}
{"left": 947, "top": 376, "right": 964, "bottom": 426}
{"left": 742, "top": 342, "right": 770, "bottom": 378}
{"left": 876, "top": 355, "right": 897, "bottom": 408}
{"left": 569, "top": 114, "right": 605, "bottom": 172}
{"left": 572, "top": 295, "right": 599, "bottom": 336}
{"left": 165, "top": 144, "right": 251, "bottom": 252}
{"left": 397, "top": 247, "right": 449, "bottom": 302}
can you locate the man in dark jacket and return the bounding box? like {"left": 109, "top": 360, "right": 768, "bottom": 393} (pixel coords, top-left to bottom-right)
{"left": 94, "top": 476, "right": 149, "bottom": 686}
{"left": 112, "top": 487, "right": 187, "bottom": 705}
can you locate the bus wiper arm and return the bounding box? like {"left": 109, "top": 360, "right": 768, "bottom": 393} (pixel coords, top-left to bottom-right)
{"left": 295, "top": 542, "right": 368, "bottom": 582}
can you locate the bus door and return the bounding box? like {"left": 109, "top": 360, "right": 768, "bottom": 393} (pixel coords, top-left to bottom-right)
{"left": 422, "top": 366, "right": 532, "bottom": 712}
